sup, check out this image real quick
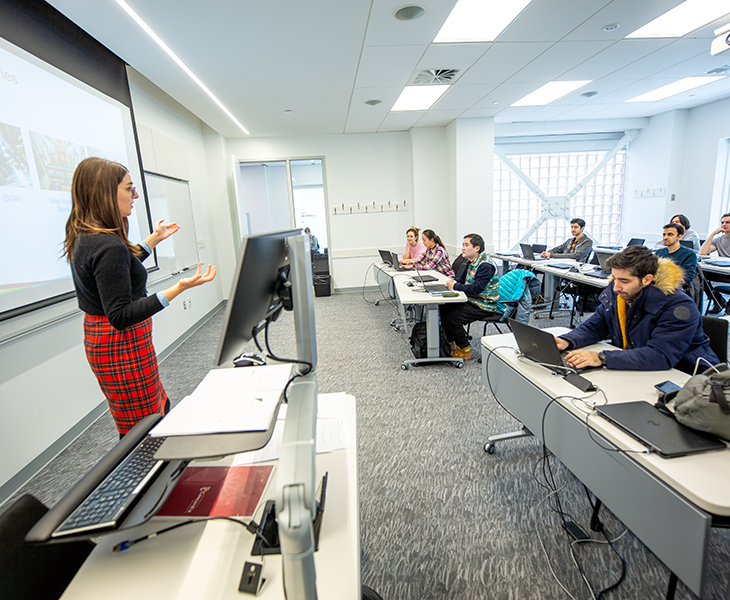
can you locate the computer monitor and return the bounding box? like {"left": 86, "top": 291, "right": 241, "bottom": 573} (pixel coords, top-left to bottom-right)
{"left": 215, "top": 230, "right": 319, "bottom": 600}
{"left": 214, "top": 230, "right": 298, "bottom": 367}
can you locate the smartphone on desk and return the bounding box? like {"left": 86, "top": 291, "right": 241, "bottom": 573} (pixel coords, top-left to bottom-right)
{"left": 655, "top": 380, "right": 681, "bottom": 397}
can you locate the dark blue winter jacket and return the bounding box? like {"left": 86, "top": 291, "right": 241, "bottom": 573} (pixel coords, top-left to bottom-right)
{"left": 559, "top": 259, "right": 717, "bottom": 372}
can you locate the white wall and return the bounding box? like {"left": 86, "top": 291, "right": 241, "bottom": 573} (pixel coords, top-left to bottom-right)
{"left": 0, "top": 70, "right": 227, "bottom": 495}
{"left": 227, "top": 132, "right": 415, "bottom": 289}
{"left": 678, "top": 96, "right": 730, "bottom": 236}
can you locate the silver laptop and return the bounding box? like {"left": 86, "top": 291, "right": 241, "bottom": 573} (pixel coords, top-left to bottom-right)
{"left": 595, "top": 401, "right": 725, "bottom": 458}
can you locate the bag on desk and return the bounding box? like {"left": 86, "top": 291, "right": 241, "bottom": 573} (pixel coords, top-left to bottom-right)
{"left": 668, "top": 365, "right": 730, "bottom": 442}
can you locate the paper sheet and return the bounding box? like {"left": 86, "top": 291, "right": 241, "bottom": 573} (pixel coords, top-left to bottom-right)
{"left": 277, "top": 391, "right": 348, "bottom": 421}
{"left": 232, "top": 418, "right": 354, "bottom": 465}
{"left": 150, "top": 364, "right": 292, "bottom": 437}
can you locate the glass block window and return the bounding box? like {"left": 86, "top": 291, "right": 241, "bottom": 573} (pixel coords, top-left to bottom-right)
{"left": 493, "top": 150, "right": 625, "bottom": 252}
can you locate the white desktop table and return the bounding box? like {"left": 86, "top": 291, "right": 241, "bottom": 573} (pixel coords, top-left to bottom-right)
{"left": 60, "top": 395, "right": 360, "bottom": 600}
{"left": 481, "top": 330, "right": 730, "bottom": 598}
{"left": 393, "top": 270, "right": 467, "bottom": 369}
{"left": 489, "top": 254, "right": 609, "bottom": 316}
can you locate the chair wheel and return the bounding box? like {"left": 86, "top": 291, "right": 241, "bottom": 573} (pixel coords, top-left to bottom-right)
{"left": 401, "top": 364, "right": 409, "bottom": 370}
{"left": 484, "top": 442, "right": 496, "bottom": 454}
{"left": 455, "top": 361, "right": 464, "bottom": 369}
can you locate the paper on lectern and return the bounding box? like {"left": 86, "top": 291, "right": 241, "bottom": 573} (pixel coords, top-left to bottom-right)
{"left": 149, "top": 364, "right": 292, "bottom": 437}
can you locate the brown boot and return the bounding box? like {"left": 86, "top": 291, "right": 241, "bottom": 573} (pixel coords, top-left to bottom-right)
{"left": 451, "top": 345, "right": 472, "bottom": 360}
{"left": 449, "top": 342, "right": 458, "bottom": 353}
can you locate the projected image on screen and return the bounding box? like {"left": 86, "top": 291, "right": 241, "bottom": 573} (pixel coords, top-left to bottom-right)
{"left": 0, "top": 37, "right": 152, "bottom": 319}
{"left": 29, "top": 132, "right": 87, "bottom": 192}
{"left": 0, "top": 122, "right": 31, "bottom": 188}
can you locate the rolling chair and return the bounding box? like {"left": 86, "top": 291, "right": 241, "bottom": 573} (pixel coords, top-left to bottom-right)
{"left": 0, "top": 494, "right": 95, "bottom": 600}
{"left": 701, "top": 315, "right": 728, "bottom": 364}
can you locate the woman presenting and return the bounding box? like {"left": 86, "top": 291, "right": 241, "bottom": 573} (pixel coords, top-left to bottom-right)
{"left": 64, "top": 157, "right": 216, "bottom": 437}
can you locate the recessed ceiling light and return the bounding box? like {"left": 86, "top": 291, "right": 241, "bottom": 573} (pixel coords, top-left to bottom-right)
{"left": 511, "top": 81, "right": 592, "bottom": 106}
{"left": 113, "top": 0, "right": 249, "bottom": 134}
{"left": 434, "top": 0, "right": 534, "bottom": 43}
{"left": 625, "top": 76, "right": 725, "bottom": 102}
{"left": 626, "top": 0, "right": 730, "bottom": 38}
{"left": 394, "top": 5, "right": 425, "bottom": 21}
{"left": 392, "top": 85, "right": 450, "bottom": 111}
{"left": 364, "top": 99, "right": 382, "bottom": 106}
{"left": 492, "top": 101, "right": 500, "bottom": 105}
{"left": 603, "top": 23, "right": 620, "bottom": 32}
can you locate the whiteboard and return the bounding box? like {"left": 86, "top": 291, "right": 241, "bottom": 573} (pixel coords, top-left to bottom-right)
{"left": 145, "top": 173, "right": 199, "bottom": 280}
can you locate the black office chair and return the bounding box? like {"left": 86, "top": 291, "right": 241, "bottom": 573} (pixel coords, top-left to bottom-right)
{"left": 0, "top": 494, "right": 95, "bottom": 600}
{"left": 701, "top": 315, "right": 729, "bottom": 364}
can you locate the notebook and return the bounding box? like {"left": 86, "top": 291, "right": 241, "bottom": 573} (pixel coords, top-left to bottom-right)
{"left": 594, "top": 401, "right": 726, "bottom": 458}
{"left": 519, "top": 243, "right": 548, "bottom": 261}
{"left": 509, "top": 319, "right": 598, "bottom": 374}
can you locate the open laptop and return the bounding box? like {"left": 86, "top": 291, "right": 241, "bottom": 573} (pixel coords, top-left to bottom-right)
{"left": 509, "top": 319, "right": 599, "bottom": 374}
{"left": 519, "top": 243, "right": 548, "bottom": 261}
{"left": 595, "top": 401, "right": 726, "bottom": 458}
{"left": 586, "top": 251, "right": 612, "bottom": 279}
{"left": 378, "top": 249, "right": 408, "bottom": 271}
{"left": 414, "top": 269, "right": 449, "bottom": 292}
{"left": 626, "top": 238, "right": 645, "bottom": 246}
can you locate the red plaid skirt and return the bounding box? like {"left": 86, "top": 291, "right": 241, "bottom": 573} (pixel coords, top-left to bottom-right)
{"left": 83, "top": 315, "right": 168, "bottom": 435}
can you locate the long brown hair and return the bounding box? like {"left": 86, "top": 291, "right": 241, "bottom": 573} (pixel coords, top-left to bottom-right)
{"left": 64, "top": 157, "right": 142, "bottom": 261}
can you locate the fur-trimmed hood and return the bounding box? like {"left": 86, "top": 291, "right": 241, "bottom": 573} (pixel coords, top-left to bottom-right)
{"left": 652, "top": 257, "right": 685, "bottom": 295}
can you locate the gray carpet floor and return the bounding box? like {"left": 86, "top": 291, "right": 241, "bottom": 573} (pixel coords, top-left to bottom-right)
{"left": 6, "top": 288, "right": 730, "bottom": 600}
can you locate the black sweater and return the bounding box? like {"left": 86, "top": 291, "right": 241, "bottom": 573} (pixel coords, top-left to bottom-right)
{"left": 72, "top": 233, "right": 163, "bottom": 330}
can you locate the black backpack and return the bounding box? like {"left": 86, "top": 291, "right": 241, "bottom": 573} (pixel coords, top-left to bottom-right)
{"left": 409, "top": 322, "right": 452, "bottom": 359}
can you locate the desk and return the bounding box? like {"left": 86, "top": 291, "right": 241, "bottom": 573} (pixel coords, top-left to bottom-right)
{"left": 60, "top": 395, "right": 360, "bottom": 600}
{"left": 373, "top": 261, "right": 403, "bottom": 301}
{"left": 481, "top": 331, "right": 730, "bottom": 598}
{"left": 489, "top": 254, "right": 608, "bottom": 318}
{"left": 393, "top": 271, "right": 467, "bottom": 369}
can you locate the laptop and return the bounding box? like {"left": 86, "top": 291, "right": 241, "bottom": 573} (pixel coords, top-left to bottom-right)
{"left": 586, "top": 251, "right": 612, "bottom": 279}
{"left": 595, "top": 401, "right": 726, "bottom": 458}
{"left": 519, "top": 243, "right": 548, "bottom": 261}
{"left": 378, "top": 249, "right": 407, "bottom": 271}
{"left": 626, "top": 238, "right": 645, "bottom": 247}
{"left": 414, "top": 269, "right": 449, "bottom": 292}
{"left": 509, "top": 319, "right": 599, "bottom": 374}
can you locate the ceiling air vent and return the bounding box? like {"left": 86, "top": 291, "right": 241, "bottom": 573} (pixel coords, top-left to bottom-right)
{"left": 412, "top": 69, "right": 460, "bottom": 85}
{"left": 706, "top": 64, "right": 730, "bottom": 75}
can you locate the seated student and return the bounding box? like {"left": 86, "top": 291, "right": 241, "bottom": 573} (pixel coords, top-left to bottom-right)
{"left": 304, "top": 227, "right": 319, "bottom": 251}
{"left": 555, "top": 246, "right": 717, "bottom": 373}
{"left": 655, "top": 222, "right": 697, "bottom": 284}
{"left": 540, "top": 218, "right": 593, "bottom": 262}
{"left": 441, "top": 233, "right": 500, "bottom": 360}
{"left": 402, "top": 229, "right": 454, "bottom": 277}
{"left": 700, "top": 213, "right": 730, "bottom": 256}
{"left": 670, "top": 214, "right": 700, "bottom": 251}
{"left": 401, "top": 227, "right": 426, "bottom": 262}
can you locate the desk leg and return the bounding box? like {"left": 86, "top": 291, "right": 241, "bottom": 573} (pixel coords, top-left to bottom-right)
{"left": 401, "top": 305, "right": 464, "bottom": 370}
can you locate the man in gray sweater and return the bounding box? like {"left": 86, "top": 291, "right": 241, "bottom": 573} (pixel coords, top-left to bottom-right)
{"left": 540, "top": 218, "right": 593, "bottom": 262}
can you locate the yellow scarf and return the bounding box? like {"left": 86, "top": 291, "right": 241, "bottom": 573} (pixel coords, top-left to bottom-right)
{"left": 617, "top": 295, "right": 629, "bottom": 349}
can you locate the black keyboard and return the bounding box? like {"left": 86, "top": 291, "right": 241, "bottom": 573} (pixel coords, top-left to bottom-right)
{"left": 53, "top": 436, "right": 167, "bottom": 537}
